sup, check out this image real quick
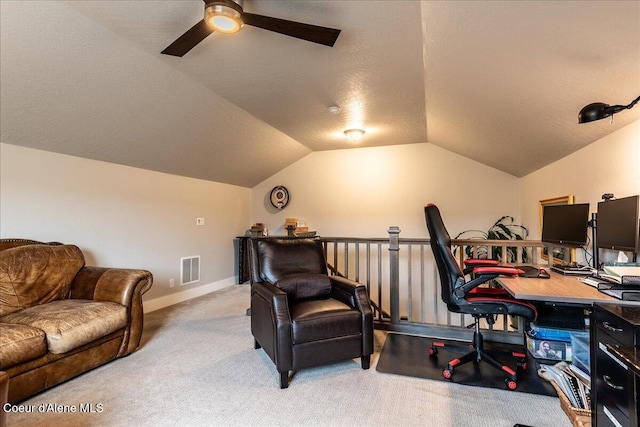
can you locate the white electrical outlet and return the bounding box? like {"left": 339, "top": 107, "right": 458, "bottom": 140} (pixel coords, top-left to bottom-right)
{"left": 169, "top": 278, "right": 175, "bottom": 288}
{"left": 196, "top": 218, "right": 205, "bottom": 226}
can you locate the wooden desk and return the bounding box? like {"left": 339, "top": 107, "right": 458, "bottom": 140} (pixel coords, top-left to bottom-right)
{"left": 497, "top": 270, "right": 620, "bottom": 305}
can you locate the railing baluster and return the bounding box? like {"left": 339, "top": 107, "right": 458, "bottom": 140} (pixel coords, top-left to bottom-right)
{"left": 407, "top": 244, "right": 413, "bottom": 322}
{"left": 377, "top": 242, "right": 382, "bottom": 321}
{"left": 343, "top": 242, "right": 348, "bottom": 278}
{"left": 355, "top": 242, "right": 360, "bottom": 283}
{"left": 388, "top": 227, "right": 400, "bottom": 324}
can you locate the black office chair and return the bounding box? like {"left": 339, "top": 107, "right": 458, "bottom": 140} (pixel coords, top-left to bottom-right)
{"left": 424, "top": 204, "right": 537, "bottom": 389}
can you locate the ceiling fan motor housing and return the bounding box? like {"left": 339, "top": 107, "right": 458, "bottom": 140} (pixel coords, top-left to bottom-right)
{"left": 205, "top": 0, "right": 244, "bottom": 14}
{"left": 205, "top": 0, "right": 245, "bottom": 33}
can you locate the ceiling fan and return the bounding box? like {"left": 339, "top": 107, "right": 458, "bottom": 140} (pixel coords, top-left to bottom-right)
{"left": 161, "top": 0, "right": 341, "bottom": 57}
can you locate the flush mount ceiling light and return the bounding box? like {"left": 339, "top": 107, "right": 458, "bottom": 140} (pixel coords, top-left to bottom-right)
{"left": 205, "top": 0, "right": 244, "bottom": 34}
{"left": 344, "top": 129, "right": 365, "bottom": 142}
{"left": 578, "top": 95, "right": 640, "bottom": 124}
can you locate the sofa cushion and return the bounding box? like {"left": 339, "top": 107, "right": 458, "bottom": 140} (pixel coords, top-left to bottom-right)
{"left": 1, "top": 299, "right": 127, "bottom": 354}
{"left": 274, "top": 273, "right": 332, "bottom": 300}
{"left": 0, "top": 244, "right": 85, "bottom": 316}
{"left": 0, "top": 323, "right": 48, "bottom": 369}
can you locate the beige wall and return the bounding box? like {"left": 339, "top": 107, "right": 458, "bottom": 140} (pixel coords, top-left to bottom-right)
{"left": 251, "top": 143, "right": 521, "bottom": 240}
{"left": 0, "top": 143, "right": 251, "bottom": 310}
{"left": 2, "top": 121, "right": 637, "bottom": 311}
{"left": 520, "top": 119, "right": 640, "bottom": 265}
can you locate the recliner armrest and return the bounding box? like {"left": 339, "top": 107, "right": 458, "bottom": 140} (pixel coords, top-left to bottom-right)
{"left": 329, "top": 276, "right": 372, "bottom": 313}
{"left": 251, "top": 281, "right": 291, "bottom": 324}
{"left": 328, "top": 275, "right": 374, "bottom": 357}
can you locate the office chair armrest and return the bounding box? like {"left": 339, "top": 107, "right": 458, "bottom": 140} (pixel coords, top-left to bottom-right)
{"left": 473, "top": 266, "right": 524, "bottom": 276}
{"left": 455, "top": 266, "right": 523, "bottom": 298}
{"left": 463, "top": 259, "right": 500, "bottom": 275}
{"left": 455, "top": 274, "right": 499, "bottom": 298}
{"left": 464, "top": 259, "right": 500, "bottom": 267}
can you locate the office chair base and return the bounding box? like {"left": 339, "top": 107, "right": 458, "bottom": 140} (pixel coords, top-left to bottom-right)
{"left": 430, "top": 339, "right": 527, "bottom": 390}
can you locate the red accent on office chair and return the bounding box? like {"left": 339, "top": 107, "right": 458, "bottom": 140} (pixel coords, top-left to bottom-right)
{"left": 424, "top": 204, "right": 537, "bottom": 390}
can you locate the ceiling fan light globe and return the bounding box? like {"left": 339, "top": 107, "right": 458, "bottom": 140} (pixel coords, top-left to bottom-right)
{"left": 205, "top": 5, "right": 243, "bottom": 34}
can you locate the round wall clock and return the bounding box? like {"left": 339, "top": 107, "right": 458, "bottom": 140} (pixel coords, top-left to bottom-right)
{"left": 270, "top": 186, "right": 290, "bottom": 209}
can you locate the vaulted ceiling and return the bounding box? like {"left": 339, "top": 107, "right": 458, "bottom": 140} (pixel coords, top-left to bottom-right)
{"left": 1, "top": 1, "right": 639, "bottom": 188}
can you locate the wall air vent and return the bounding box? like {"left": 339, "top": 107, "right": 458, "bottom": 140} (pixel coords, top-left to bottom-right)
{"left": 180, "top": 256, "right": 200, "bottom": 286}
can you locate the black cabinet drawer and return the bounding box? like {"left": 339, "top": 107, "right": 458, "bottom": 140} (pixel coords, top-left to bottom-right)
{"left": 595, "top": 341, "right": 632, "bottom": 421}
{"left": 595, "top": 306, "right": 637, "bottom": 347}
{"left": 597, "top": 405, "right": 630, "bottom": 427}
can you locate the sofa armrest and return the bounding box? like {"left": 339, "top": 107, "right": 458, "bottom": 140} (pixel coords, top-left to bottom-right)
{"left": 70, "top": 266, "right": 153, "bottom": 356}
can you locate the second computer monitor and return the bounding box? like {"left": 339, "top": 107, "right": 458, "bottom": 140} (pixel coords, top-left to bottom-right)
{"left": 541, "top": 203, "right": 590, "bottom": 248}
{"left": 597, "top": 195, "right": 640, "bottom": 252}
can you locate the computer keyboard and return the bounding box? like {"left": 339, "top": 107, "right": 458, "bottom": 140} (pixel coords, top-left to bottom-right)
{"left": 551, "top": 264, "right": 592, "bottom": 275}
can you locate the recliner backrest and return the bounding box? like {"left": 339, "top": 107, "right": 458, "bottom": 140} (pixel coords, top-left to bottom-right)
{"left": 425, "top": 204, "right": 465, "bottom": 307}
{"left": 248, "top": 238, "right": 328, "bottom": 285}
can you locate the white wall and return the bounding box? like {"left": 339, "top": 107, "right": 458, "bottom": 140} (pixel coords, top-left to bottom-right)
{"left": 251, "top": 143, "right": 522, "bottom": 240}
{"left": 520, "top": 119, "right": 640, "bottom": 265}
{"left": 0, "top": 143, "right": 251, "bottom": 310}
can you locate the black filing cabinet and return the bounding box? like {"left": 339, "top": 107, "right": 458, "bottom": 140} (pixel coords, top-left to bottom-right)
{"left": 591, "top": 304, "right": 640, "bottom": 427}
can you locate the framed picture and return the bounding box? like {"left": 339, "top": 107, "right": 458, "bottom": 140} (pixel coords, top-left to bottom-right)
{"left": 539, "top": 195, "right": 576, "bottom": 264}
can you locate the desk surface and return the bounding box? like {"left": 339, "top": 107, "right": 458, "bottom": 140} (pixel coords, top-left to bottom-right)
{"left": 498, "top": 270, "right": 621, "bottom": 305}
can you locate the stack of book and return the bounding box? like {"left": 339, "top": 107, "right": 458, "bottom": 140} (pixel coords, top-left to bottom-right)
{"left": 284, "top": 218, "right": 315, "bottom": 237}
{"left": 544, "top": 363, "right": 591, "bottom": 411}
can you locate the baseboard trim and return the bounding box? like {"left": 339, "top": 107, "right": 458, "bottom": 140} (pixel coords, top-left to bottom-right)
{"left": 143, "top": 277, "right": 236, "bottom": 313}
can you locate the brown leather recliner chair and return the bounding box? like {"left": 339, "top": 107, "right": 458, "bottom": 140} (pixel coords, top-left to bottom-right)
{"left": 248, "top": 237, "right": 374, "bottom": 388}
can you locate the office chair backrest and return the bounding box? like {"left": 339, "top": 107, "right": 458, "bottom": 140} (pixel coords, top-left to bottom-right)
{"left": 248, "top": 237, "right": 328, "bottom": 285}
{"left": 425, "top": 204, "right": 465, "bottom": 307}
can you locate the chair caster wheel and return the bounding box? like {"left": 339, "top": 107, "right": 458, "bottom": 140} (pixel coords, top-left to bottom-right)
{"left": 442, "top": 369, "right": 453, "bottom": 379}
{"left": 505, "top": 379, "right": 517, "bottom": 390}
{"left": 517, "top": 361, "right": 528, "bottom": 371}
{"left": 428, "top": 347, "right": 437, "bottom": 356}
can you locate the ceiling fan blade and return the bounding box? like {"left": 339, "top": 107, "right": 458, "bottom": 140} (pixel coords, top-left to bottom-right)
{"left": 242, "top": 13, "right": 340, "bottom": 47}
{"left": 161, "top": 20, "right": 214, "bottom": 57}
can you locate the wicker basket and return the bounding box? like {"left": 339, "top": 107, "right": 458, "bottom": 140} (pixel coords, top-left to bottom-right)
{"left": 550, "top": 380, "right": 591, "bottom": 427}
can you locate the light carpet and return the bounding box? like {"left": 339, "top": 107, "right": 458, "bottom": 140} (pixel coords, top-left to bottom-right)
{"left": 7, "top": 285, "right": 571, "bottom": 427}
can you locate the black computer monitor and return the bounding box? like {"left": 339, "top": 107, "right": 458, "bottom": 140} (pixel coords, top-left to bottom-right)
{"left": 596, "top": 195, "right": 640, "bottom": 252}
{"left": 541, "top": 203, "right": 590, "bottom": 248}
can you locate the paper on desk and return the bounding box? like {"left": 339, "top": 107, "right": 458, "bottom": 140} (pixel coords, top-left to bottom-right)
{"left": 602, "top": 265, "right": 640, "bottom": 280}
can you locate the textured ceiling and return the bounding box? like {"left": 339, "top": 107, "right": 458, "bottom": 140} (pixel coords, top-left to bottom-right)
{"left": 1, "top": 1, "right": 639, "bottom": 187}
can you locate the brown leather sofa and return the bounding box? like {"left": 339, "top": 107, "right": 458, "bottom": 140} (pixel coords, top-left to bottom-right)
{"left": 249, "top": 237, "right": 373, "bottom": 388}
{"left": 0, "top": 239, "right": 153, "bottom": 403}
{"left": 0, "top": 371, "right": 7, "bottom": 427}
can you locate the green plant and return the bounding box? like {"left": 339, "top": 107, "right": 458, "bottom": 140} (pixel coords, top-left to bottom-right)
{"left": 453, "top": 216, "right": 529, "bottom": 263}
